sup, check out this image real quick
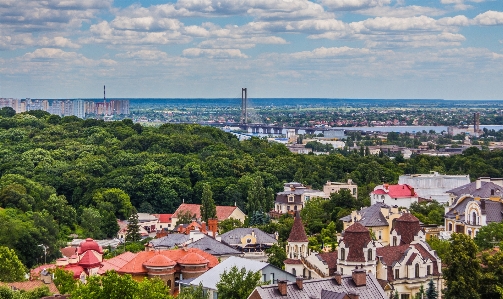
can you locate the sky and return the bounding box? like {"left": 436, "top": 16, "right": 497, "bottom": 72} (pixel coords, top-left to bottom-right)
{"left": 0, "top": 0, "right": 502, "bottom": 100}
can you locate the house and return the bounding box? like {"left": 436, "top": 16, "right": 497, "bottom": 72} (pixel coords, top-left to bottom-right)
{"left": 286, "top": 212, "right": 442, "bottom": 299}
{"left": 446, "top": 177, "right": 503, "bottom": 205}
{"left": 220, "top": 228, "right": 278, "bottom": 261}
{"left": 339, "top": 202, "right": 403, "bottom": 246}
{"left": 323, "top": 180, "right": 358, "bottom": 198}
{"left": 98, "top": 252, "right": 138, "bottom": 275}
{"left": 153, "top": 213, "right": 173, "bottom": 231}
{"left": 171, "top": 203, "right": 246, "bottom": 228}
{"left": 181, "top": 256, "right": 296, "bottom": 299}
{"left": 284, "top": 212, "right": 310, "bottom": 277}
{"left": 116, "top": 247, "right": 219, "bottom": 294}
{"left": 444, "top": 196, "right": 503, "bottom": 238}
{"left": 273, "top": 182, "right": 327, "bottom": 215}
{"left": 370, "top": 184, "right": 419, "bottom": 208}
{"left": 248, "top": 270, "right": 388, "bottom": 299}
{"left": 398, "top": 172, "right": 470, "bottom": 204}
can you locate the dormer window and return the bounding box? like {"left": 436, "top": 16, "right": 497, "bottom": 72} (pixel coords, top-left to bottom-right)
{"left": 340, "top": 248, "right": 345, "bottom": 261}
{"left": 368, "top": 249, "right": 373, "bottom": 261}
{"left": 288, "top": 195, "right": 294, "bottom": 203}
{"left": 393, "top": 236, "right": 397, "bottom": 247}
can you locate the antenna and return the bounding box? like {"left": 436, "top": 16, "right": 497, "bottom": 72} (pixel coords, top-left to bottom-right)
{"left": 103, "top": 85, "right": 106, "bottom": 116}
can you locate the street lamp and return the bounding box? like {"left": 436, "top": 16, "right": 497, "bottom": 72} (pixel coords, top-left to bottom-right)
{"left": 38, "top": 244, "right": 48, "bottom": 264}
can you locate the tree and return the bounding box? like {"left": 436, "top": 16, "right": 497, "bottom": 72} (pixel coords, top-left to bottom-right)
{"left": 0, "top": 107, "right": 16, "bottom": 118}
{"left": 176, "top": 210, "right": 195, "bottom": 226}
{"left": 479, "top": 249, "right": 503, "bottom": 299}
{"left": 200, "top": 183, "right": 216, "bottom": 222}
{"left": 216, "top": 266, "right": 262, "bottom": 299}
{"left": 92, "top": 188, "right": 133, "bottom": 219}
{"left": 426, "top": 236, "right": 450, "bottom": 261}
{"left": 443, "top": 233, "right": 481, "bottom": 299}
{"left": 0, "top": 246, "right": 27, "bottom": 282}
{"left": 178, "top": 283, "right": 209, "bottom": 299}
{"left": 245, "top": 176, "right": 267, "bottom": 214}
{"left": 80, "top": 207, "right": 104, "bottom": 239}
{"left": 425, "top": 279, "right": 438, "bottom": 299}
{"left": 265, "top": 243, "right": 287, "bottom": 269}
{"left": 126, "top": 208, "right": 141, "bottom": 242}
{"left": 474, "top": 222, "right": 503, "bottom": 251}
{"left": 218, "top": 218, "right": 243, "bottom": 234}
{"left": 53, "top": 268, "right": 77, "bottom": 295}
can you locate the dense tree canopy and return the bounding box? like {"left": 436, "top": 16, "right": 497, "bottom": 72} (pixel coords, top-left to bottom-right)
{"left": 216, "top": 266, "right": 262, "bottom": 299}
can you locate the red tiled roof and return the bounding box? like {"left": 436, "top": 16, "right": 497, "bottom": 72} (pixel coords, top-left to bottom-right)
{"left": 77, "top": 238, "right": 103, "bottom": 254}
{"left": 118, "top": 248, "right": 218, "bottom": 274}
{"left": 372, "top": 184, "right": 418, "bottom": 198}
{"left": 412, "top": 243, "right": 440, "bottom": 275}
{"left": 154, "top": 214, "right": 173, "bottom": 223}
{"left": 64, "top": 264, "right": 85, "bottom": 279}
{"left": 341, "top": 223, "right": 371, "bottom": 262}
{"left": 1, "top": 280, "right": 59, "bottom": 294}
{"left": 144, "top": 254, "right": 176, "bottom": 267}
{"left": 393, "top": 213, "right": 421, "bottom": 245}
{"left": 30, "top": 264, "right": 56, "bottom": 279}
{"left": 287, "top": 212, "right": 308, "bottom": 242}
{"left": 60, "top": 247, "right": 77, "bottom": 258}
{"left": 284, "top": 259, "right": 303, "bottom": 264}
{"left": 317, "top": 252, "right": 338, "bottom": 275}
{"left": 376, "top": 245, "right": 409, "bottom": 266}
{"left": 78, "top": 251, "right": 101, "bottom": 267}
{"left": 177, "top": 252, "right": 209, "bottom": 265}
{"left": 173, "top": 203, "right": 238, "bottom": 221}
{"left": 98, "top": 252, "right": 137, "bottom": 275}
{"left": 406, "top": 252, "right": 418, "bottom": 265}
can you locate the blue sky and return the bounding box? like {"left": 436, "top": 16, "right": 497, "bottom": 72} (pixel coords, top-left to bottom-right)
{"left": 0, "top": 0, "right": 502, "bottom": 99}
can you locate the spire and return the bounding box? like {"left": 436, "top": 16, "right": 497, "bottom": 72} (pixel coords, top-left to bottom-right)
{"left": 287, "top": 211, "right": 308, "bottom": 242}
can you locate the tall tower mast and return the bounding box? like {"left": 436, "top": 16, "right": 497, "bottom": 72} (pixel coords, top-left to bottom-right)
{"left": 103, "top": 85, "right": 106, "bottom": 116}
{"left": 241, "top": 88, "right": 247, "bottom": 124}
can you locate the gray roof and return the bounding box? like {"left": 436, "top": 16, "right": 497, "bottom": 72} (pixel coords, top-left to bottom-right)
{"left": 220, "top": 228, "right": 278, "bottom": 245}
{"left": 320, "top": 290, "right": 347, "bottom": 299}
{"left": 340, "top": 202, "right": 390, "bottom": 227}
{"left": 186, "top": 235, "right": 242, "bottom": 256}
{"left": 188, "top": 256, "right": 270, "bottom": 290}
{"left": 445, "top": 197, "right": 503, "bottom": 223}
{"left": 447, "top": 181, "right": 503, "bottom": 198}
{"left": 251, "top": 274, "right": 387, "bottom": 299}
{"left": 149, "top": 234, "right": 190, "bottom": 248}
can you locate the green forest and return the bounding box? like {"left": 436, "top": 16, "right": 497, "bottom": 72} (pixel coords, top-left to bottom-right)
{"left": 1, "top": 109, "right": 503, "bottom": 268}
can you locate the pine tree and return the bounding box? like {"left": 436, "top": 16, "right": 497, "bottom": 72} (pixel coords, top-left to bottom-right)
{"left": 200, "top": 183, "right": 216, "bottom": 222}
{"left": 426, "top": 279, "right": 438, "bottom": 299}
{"left": 126, "top": 208, "right": 141, "bottom": 242}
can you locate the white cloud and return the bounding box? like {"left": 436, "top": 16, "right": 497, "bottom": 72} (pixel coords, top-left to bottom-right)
{"left": 38, "top": 36, "right": 81, "bottom": 48}
{"left": 116, "top": 50, "right": 170, "bottom": 60}
{"left": 358, "top": 5, "right": 445, "bottom": 18}
{"left": 320, "top": 0, "right": 391, "bottom": 11}
{"left": 437, "top": 15, "right": 471, "bottom": 26}
{"left": 198, "top": 36, "right": 288, "bottom": 49}
{"left": 182, "top": 48, "right": 248, "bottom": 58}
{"left": 473, "top": 11, "right": 503, "bottom": 26}
{"left": 290, "top": 46, "right": 370, "bottom": 59}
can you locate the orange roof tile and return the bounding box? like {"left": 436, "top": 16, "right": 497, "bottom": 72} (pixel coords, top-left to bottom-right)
{"left": 98, "top": 252, "right": 137, "bottom": 275}
{"left": 154, "top": 214, "right": 173, "bottom": 223}
{"left": 118, "top": 248, "right": 219, "bottom": 274}
{"left": 144, "top": 254, "right": 176, "bottom": 267}
{"left": 60, "top": 246, "right": 77, "bottom": 258}
{"left": 64, "top": 264, "right": 85, "bottom": 279}
{"left": 78, "top": 251, "right": 101, "bottom": 267}
{"left": 177, "top": 252, "right": 209, "bottom": 265}
{"left": 173, "top": 204, "right": 237, "bottom": 221}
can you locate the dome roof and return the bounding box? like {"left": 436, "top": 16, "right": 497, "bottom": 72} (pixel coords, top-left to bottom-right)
{"left": 79, "top": 238, "right": 103, "bottom": 254}
{"left": 178, "top": 252, "right": 209, "bottom": 265}
{"left": 341, "top": 222, "right": 372, "bottom": 263}
{"left": 143, "top": 254, "right": 176, "bottom": 267}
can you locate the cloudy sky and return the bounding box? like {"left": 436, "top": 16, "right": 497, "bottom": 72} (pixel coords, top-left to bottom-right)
{"left": 0, "top": 0, "right": 502, "bottom": 99}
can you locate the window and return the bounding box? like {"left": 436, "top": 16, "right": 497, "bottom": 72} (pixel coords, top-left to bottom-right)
{"left": 340, "top": 268, "right": 344, "bottom": 275}
{"left": 292, "top": 268, "right": 296, "bottom": 276}
{"left": 427, "top": 265, "right": 431, "bottom": 275}
{"left": 368, "top": 249, "right": 373, "bottom": 261}
{"left": 353, "top": 188, "right": 356, "bottom": 195}
{"left": 287, "top": 206, "right": 291, "bottom": 211}
{"left": 400, "top": 295, "right": 410, "bottom": 299}
{"left": 393, "top": 236, "right": 397, "bottom": 247}
{"left": 415, "top": 264, "right": 420, "bottom": 278}
{"left": 288, "top": 196, "right": 294, "bottom": 202}
{"left": 263, "top": 274, "right": 267, "bottom": 282}
{"left": 305, "top": 196, "right": 310, "bottom": 201}
{"left": 378, "top": 231, "right": 382, "bottom": 240}
{"left": 381, "top": 195, "right": 385, "bottom": 200}
{"left": 294, "top": 205, "right": 297, "bottom": 211}
{"left": 448, "top": 223, "right": 453, "bottom": 231}
{"left": 270, "top": 273, "right": 274, "bottom": 283}
{"left": 395, "top": 269, "right": 399, "bottom": 279}
{"left": 160, "top": 225, "right": 162, "bottom": 228}
{"left": 340, "top": 248, "right": 345, "bottom": 260}
{"left": 472, "top": 212, "right": 477, "bottom": 225}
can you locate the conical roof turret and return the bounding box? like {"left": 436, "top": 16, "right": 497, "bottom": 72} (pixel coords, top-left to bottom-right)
{"left": 287, "top": 211, "right": 308, "bottom": 242}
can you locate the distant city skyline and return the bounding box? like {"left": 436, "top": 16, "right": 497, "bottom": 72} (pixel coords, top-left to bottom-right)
{"left": 0, "top": 0, "right": 502, "bottom": 100}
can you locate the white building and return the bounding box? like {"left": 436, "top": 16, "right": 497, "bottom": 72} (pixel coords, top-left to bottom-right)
{"left": 370, "top": 184, "right": 419, "bottom": 208}
{"left": 398, "top": 172, "right": 470, "bottom": 204}
{"left": 273, "top": 182, "right": 327, "bottom": 214}
{"left": 323, "top": 179, "right": 358, "bottom": 198}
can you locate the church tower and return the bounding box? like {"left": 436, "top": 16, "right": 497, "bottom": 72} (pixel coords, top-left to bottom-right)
{"left": 284, "top": 212, "right": 309, "bottom": 276}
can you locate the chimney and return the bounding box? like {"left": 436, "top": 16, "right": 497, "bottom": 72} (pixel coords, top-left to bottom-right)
{"left": 410, "top": 187, "right": 415, "bottom": 196}
{"left": 352, "top": 268, "right": 366, "bottom": 286}
{"left": 476, "top": 179, "right": 481, "bottom": 190}
{"left": 348, "top": 292, "right": 360, "bottom": 299}
{"left": 334, "top": 271, "right": 342, "bottom": 285}
{"left": 296, "top": 276, "right": 303, "bottom": 290}
{"left": 252, "top": 229, "right": 255, "bottom": 238}
{"left": 208, "top": 218, "right": 218, "bottom": 238}
{"left": 277, "top": 280, "right": 287, "bottom": 296}
{"left": 201, "top": 222, "right": 207, "bottom": 233}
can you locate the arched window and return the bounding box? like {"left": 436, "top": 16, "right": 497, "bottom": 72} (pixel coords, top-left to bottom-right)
{"left": 167, "top": 280, "right": 172, "bottom": 288}
{"left": 393, "top": 236, "right": 397, "bottom": 247}
{"left": 472, "top": 212, "right": 477, "bottom": 225}
{"left": 415, "top": 264, "right": 420, "bottom": 278}
{"left": 368, "top": 249, "right": 373, "bottom": 261}
{"left": 292, "top": 268, "right": 296, "bottom": 276}
{"left": 340, "top": 248, "right": 345, "bottom": 261}
{"left": 381, "top": 195, "right": 385, "bottom": 200}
